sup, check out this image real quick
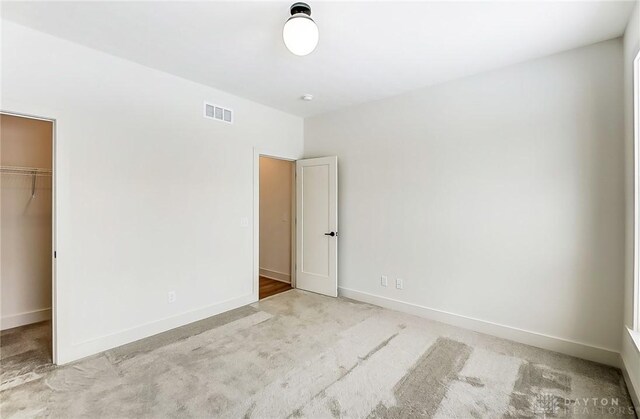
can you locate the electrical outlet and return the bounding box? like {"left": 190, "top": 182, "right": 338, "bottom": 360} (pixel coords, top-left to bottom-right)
{"left": 240, "top": 217, "right": 249, "bottom": 227}
{"left": 381, "top": 275, "right": 388, "bottom": 287}
{"left": 396, "top": 278, "right": 404, "bottom": 290}
{"left": 168, "top": 291, "right": 176, "bottom": 303}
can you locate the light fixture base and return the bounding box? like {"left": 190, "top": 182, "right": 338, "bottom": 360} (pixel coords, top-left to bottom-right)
{"left": 290, "top": 2, "right": 311, "bottom": 16}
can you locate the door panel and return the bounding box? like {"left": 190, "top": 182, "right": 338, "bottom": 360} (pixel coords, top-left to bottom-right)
{"left": 296, "top": 156, "right": 337, "bottom": 297}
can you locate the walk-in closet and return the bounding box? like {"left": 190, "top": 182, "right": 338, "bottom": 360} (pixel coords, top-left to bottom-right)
{"left": 1, "top": 113, "right": 54, "bottom": 385}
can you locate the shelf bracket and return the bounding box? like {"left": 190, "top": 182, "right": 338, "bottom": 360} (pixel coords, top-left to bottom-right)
{"left": 31, "top": 171, "right": 36, "bottom": 198}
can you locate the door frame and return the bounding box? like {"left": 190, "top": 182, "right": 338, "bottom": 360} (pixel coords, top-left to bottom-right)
{"left": 634, "top": 48, "right": 640, "bottom": 331}
{"left": 1, "top": 110, "right": 58, "bottom": 364}
{"left": 253, "top": 148, "right": 298, "bottom": 301}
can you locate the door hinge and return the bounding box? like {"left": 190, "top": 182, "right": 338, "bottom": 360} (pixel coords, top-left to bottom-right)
{"left": 54, "top": 251, "right": 57, "bottom": 258}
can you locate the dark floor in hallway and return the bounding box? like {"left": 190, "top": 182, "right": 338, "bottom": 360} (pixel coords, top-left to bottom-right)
{"left": 259, "top": 276, "right": 292, "bottom": 299}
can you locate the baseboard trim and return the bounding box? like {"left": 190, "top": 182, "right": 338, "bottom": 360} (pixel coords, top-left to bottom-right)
{"left": 621, "top": 355, "right": 640, "bottom": 412}
{"left": 339, "top": 287, "right": 620, "bottom": 367}
{"left": 59, "top": 293, "right": 256, "bottom": 365}
{"left": 1, "top": 308, "right": 51, "bottom": 330}
{"left": 259, "top": 268, "right": 291, "bottom": 284}
{"left": 622, "top": 329, "right": 640, "bottom": 411}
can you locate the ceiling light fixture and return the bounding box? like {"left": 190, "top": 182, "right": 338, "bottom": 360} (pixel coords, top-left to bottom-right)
{"left": 283, "top": 2, "right": 318, "bottom": 56}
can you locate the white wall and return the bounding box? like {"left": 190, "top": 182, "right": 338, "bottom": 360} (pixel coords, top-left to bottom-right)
{"left": 1, "top": 21, "right": 303, "bottom": 363}
{"left": 622, "top": 0, "right": 640, "bottom": 406}
{"left": 1, "top": 114, "right": 53, "bottom": 330}
{"left": 259, "top": 156, "right": 293, "bottom": 283}
{"left": 305, "top": 39, "right": 625, "bottom": 365}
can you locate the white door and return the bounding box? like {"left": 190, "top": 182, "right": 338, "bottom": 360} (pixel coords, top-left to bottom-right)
{"left": 296, "top": 156, "right": 338, "bottom": 297}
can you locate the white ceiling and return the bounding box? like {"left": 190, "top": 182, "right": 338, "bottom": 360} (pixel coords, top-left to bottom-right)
{"left": 1, "top": 1, "right": 635, "bottom": 117}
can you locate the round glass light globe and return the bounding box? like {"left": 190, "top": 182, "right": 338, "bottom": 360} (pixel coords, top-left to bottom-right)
{"left": 283, "top": 15, "right": 319, "bottom": 56}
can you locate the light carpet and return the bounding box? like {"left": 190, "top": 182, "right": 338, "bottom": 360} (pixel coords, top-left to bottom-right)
{"left": 0, "top": 290, "right": 635, "bottom": 418}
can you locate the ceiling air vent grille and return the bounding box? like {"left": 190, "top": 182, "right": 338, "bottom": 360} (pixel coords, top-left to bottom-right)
{"left": 204, "top": 102, "right": 233, "bottom": 124}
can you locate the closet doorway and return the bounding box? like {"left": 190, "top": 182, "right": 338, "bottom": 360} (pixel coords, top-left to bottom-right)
{"left": 258, "top": 156, "right": 295, "bottom": 299}
{"left": 0, "top": 112, "right": 56, "bottom": 374}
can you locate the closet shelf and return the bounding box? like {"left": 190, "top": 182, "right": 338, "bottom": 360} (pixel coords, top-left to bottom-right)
{"left": 0, "top": 166, "right": 52, "bottom": 176}
{"left": 1, "top": 166, "right": 52, "bottom": 198}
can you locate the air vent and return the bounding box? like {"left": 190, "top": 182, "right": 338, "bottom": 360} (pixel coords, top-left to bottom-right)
{"left": 204, "top": 102, "right": 233, "bottom": 124}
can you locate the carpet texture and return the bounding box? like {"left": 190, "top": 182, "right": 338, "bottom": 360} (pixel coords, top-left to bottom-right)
{"left": 0, "top": 290, "right": 635, "bottom": 418}
{"left": 1, "top": 321, "right": 53, "bottom": 393}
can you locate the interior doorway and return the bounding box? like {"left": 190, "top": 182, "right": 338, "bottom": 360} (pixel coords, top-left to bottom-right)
{"left": 258, "top": 155, "right": 295, "bottom": 300}
{"left": 0, "top": 112, "right": 55, "bottom": 376}
{"left": 254, "top": 151, "right": 338, "bottom": 300}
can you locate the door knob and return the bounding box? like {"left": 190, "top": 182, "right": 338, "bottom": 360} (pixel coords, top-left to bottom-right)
{"left": 324, "top": 231, "right": 337, "bottom": 237}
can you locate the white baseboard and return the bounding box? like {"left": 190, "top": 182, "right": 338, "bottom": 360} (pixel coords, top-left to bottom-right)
{"left": 259, "top": 268, "right": 291, "bottom": 284}
{"left": 621, "top": 329, "right": 640, "bottom": 411}
{"left": 621, "top": 357, "right": 639, "bottom": 413}
{"left": 339, "top": 287, "right": 620, "bottom": 367}
{"left": 1, "top": 308, "right": 51, "bottom": 330}
{"left": 58, "top": 293, "right": 256, "bottom": 365}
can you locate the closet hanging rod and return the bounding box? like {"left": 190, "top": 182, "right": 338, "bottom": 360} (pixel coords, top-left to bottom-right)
{"left": 0, "top": 165, "right": 52, "bottom": 176}
{"left": 0, "top": 166, "right": 52, "bottom": 198}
